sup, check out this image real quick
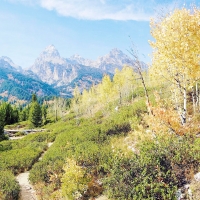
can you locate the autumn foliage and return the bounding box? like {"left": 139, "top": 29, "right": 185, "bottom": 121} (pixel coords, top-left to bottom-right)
{"left": 150, "top": 7, "right": 200, "bottom": 125}
{"left": 145, "top": 92, "right": 200, "bottom": 136}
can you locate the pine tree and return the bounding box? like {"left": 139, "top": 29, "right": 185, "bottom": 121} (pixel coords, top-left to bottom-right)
{"left": 31, "top": 93, "right": 37, "bottom": 102}
{"left": 0, "top": 109, "right": 6, "bottom": 142}
{"left": 29, "top": 94, "right": 42, "bottom": 127}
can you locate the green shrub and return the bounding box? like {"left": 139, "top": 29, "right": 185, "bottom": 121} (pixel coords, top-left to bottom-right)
{"left": 0, "top": 170, "right": 20, "bottom": 200}
{"left": 104, "top": 134, "right": 200, "bottom": 199}
{"left": 0, "top": 140, "right": 12, "bottom": 152}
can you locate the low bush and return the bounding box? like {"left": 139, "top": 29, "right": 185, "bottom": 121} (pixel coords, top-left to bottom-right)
{"left": 104, "top": 134, "right": 200, "bottom": 200}
{"left": 0, "top": 170, "right": 20, "bottom": 200}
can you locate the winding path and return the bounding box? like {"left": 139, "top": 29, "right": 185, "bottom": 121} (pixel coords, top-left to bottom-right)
{"left": 16, "top": 172, "right": 36, "bottom": 200}
{"left": 16, "top": 142, "right": 53, "bottom": 200}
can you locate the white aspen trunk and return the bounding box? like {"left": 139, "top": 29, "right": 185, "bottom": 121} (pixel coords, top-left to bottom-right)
{"left": 173, "top": 88, "right": 179, "bottom": 111}
{"left": 173, "top": 87, "right": 183, "bottom": 123}
{"left": 196, "top": 82, "right": 199, "bottom": 111}
{"left": 192, "top": 86, "right": 196, "bottom": 114}
{"left": 175, "top": 78, "right": 186, "bottom": 125}
{"left": 181, "top": 87, "right": 187, "bottom": 125}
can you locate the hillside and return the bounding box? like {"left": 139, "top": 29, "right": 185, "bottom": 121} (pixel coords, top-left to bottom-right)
{"left": 0, "top": 6, "right": 200, "bottom": 200}
{"left": 0, "top": 63, "right": 199, "bottom": 199}
{"left": 0, "top": 57, "right": 58, "bottom": 102}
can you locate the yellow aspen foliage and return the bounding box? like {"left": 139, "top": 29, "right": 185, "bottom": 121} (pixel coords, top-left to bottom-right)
{"left": 150, "top": 7, "right": 200, "bottom": 84}
{"left": 149, "top": 7, "right": 200, "bottom": 124}
{"left": 97, "top": 75, "right": 114, "bottom": 105}
{"left": 72, "top": 86, "right": 81, "bottom": 106}
{"left": 71, "top": 66, "right": 141, "bottom": 116}
{"left": 80, "top": 89, "right": 89, "bottom": 113}
{"left": 61, "top": 158, "right": 88, "bottom": 200}
{"left": 113, "top": 66, "right": 137, "bottom": 104}
{"left": 72, "top": 86, "right": 81, "bottom": 117}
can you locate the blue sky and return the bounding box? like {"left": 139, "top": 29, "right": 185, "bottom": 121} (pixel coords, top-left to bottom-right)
{"left": 0, "top": 0, "right": 197, "bottom": 68}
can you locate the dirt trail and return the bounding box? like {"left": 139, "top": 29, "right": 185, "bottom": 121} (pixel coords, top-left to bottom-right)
{"left": 16, "top": 172, "right": 37, "bottom": 200}
{"left": 16, "top": 142, "right": 53, "bottom": 200}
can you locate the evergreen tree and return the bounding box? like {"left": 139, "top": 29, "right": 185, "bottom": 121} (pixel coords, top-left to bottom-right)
{"left": 0, "top": 102, "right": 19, "bottom": 125}
{"left": 29, "top": 94, "right": 42, "bottom": 127}
{"left": 4, "top": 103, "right": 12, "bottom": 125}
{"left": 11, "top": 107, "right": 19, "bottom": 124}
{"left": 0, "top": 108, "right": 6, "bottom": 142}
{"left": 19, "top": 110, "right": 26, "bottom": 121}
{"left": 31, "top": 93, "right": 37, "bottom": 102}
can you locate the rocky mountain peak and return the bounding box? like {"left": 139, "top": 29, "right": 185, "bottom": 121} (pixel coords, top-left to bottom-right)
{"left": 41, "top": 45, "right": 60, "bottom": 58}
{"left": 107, "top": 48, "right": 131, "bottom": 61}
{"left": 0, "top": 46, "right": 147, "bottom": 98}
{"left": 32, "top": 45, "right": 66, "bottom": 66}
{"left": 69, "top": 54, "right": 94, "bottom": 66}
{"left": 93, "top": 48, "right": 135, "bottom": 73}
{"left": 70, "top": 54, "right": 82, "bottom": 59}
{"left": 109, "top": 48, "right": 124, "bottom": 56}
{"left": 0, "top": 56, "right": 22, "bottom": 72}
{"left": 69, "top": 54, "right": 84, "bottom": 63}
{"left": 0, "top": 56, "right": 17, "bottom": 67}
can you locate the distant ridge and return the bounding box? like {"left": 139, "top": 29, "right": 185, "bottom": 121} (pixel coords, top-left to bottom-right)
{"left": 0, "top": 57, "right": 58, "bottom": 102}
{"left": 0, "top": 45, "right": 148, "bottom": 100}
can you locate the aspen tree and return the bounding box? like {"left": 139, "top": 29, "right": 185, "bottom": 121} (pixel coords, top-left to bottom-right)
{"left": 98, "top": 75, "right": 113, "bottom": 106}
{"left": 72, "top": 86, "right": 81, "bottom": 124}
{"left": 129, "top": 47, "right": 152, "bottom": 115}
{"left": 113, "top": 66, "right": 136, "bottom": 104}
{"left": 113, "top": 68, "right": 124, "bottom": 105}
{"left": 150, "top": 7, "right": 200, "bottom": 124}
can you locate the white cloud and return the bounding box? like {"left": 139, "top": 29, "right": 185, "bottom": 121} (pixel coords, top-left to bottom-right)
{"left": 34, "top": 0, "right": 149, "bottom": 21}
{"left": 6, "top": 0, "right": 179, "bottom": 21}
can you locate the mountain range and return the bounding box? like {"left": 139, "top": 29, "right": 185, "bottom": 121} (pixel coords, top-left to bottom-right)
{"left": 0, "top": 45, "right": 147, "bottom": 101}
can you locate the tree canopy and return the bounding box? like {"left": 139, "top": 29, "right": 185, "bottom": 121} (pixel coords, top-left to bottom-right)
{"left": 150, "top": 7, "right": 200, "bottom": 124}
{"left": 29, "top": 94, "right": 42, "bottom": 127}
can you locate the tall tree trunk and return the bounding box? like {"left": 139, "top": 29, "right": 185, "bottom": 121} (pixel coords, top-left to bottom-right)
{"left": 173, "top": 88, "right": 179, "bottom": 112}
{"left": 181, "top": 87, "right": 187, "bottom": 125}
{"left": 129, "top": 47, "right": 152, "bottom": 115}
{"left": 192, "top": 86, "right": 196, "bottom": 114}
{"left": 119, "top": 90, "right": 122, "bottom": 105}
{"left": 196, "top": 82, "right": 199, "bottom": 111}
{"left": 137, "top": 66, "right": 152, "bottom": 115}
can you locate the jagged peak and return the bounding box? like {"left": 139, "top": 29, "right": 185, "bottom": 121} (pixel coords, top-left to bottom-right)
{"left": 0, "top": 56, "right": 14, "bottom": 63}
{"left": 109, "top": 48, "right": 124, "bottom": 55}
{"left": 70, "top": 54, "right": 83, "bottom": 59}
{"left": 44, "top": 44, "right": 57, "bottom": 51}
{"left": 0, "top": 56, "right": 20, "bottom": 69}
{"left": 41, "top": 45, "right": 60, "bottom": 58}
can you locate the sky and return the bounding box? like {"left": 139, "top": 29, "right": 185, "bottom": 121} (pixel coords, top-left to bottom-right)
{"left": 0, "top": 0, "right": 198, "bottom": 68}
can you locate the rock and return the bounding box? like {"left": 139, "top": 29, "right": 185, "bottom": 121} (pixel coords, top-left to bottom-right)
{"left": 194, "top": 172, "right": 200, "bottom": 181}
{"left": 176, "top": 188, "right": 185, "bottom": 200}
